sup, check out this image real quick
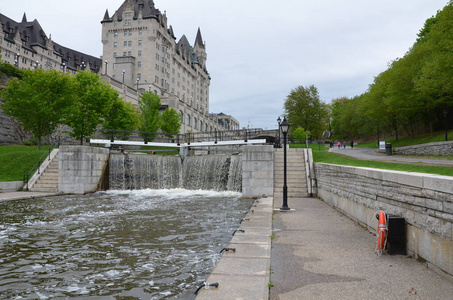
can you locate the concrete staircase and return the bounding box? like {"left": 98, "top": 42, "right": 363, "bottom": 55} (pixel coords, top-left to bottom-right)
{"left": 274, "top": 148, "right": 309, "bottom": 199}
{"left": 29, "top": 154, "right": 59, "bottom": 192}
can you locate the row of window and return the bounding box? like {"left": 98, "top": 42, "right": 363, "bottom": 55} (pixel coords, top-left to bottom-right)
{"left": 113, "top": 40, "right": 142, "bottom": 48}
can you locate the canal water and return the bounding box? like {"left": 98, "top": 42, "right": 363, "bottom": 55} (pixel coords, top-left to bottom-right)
{"left": 0, "top": 189, "right": 253, "bottom": 299}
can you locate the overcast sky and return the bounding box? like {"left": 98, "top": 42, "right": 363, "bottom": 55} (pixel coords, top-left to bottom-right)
{"left": 1, "top": 0, "right": 449, "bottom": 129}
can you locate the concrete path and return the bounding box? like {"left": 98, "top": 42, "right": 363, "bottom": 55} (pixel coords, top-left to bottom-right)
{"left": 329, "top": 147, "right": 453, "bottom": 166}
{"left": 270, "top": 197, "right": 453, "bottom": 299}
{"left": 0, "top": 191, "right": 60, "bottom": 201}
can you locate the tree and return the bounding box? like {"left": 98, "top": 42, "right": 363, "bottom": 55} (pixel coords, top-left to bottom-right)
{"left": 293, "top": 127, "right": 310, "bottom": 144}
{"left": 1, "top": 68, "right": 73, "bottom": 149}
{"left": 138, "top": 92, "right": 162, "bottom": 140}
{"left": 64, "top": 71, "right": 117, "bottom": 144}
{"left": 103, "top": 99, "right": 139, "bottom": 132}
{"left": 284, "top": 85, "right": 329, "bottom": 138}
{"left": 161, "top": 107, "right": 181, "bottom": 136}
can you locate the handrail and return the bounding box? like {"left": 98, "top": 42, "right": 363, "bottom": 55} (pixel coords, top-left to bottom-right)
{"left": 23, "top": 139, "right": 60, "bottom": 191}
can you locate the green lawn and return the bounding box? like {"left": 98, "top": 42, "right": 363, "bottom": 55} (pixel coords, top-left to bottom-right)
{"left": 0, "top": 145, "right": 51, "bottom": 182}
{"left": 291, "top": 143, "right": 453, "bottom": 177}
{"left": 355, "top": 130, "right": 453, "bottom": 148}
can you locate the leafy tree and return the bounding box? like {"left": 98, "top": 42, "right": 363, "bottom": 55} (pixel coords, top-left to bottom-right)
{"left": 103, "top": 99, "right": 139, "bottom": 132}
{"left": 0, "top": 68, "right": 73, "bottom": 149}
{"left": 283, "top": 85, "right": 329, "bottom": 138}
{"left": 64, "top": 71, "right": 117, "bottom": 144}
{"left": 293, "top": 127, "right": 310, "bottom": 144}
{"left": 138, "top": 92, "right": 162, "bottom": 140}
{"left": 161, "top": 107, "right": 181, "bottom": 136}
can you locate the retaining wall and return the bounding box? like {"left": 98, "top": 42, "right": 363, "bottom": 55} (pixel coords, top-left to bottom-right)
{"left": 393, "top": 141, "right": 453, "bottom": 156}
{"left": 315, "top": 163, "right": 453, "bottom": 277}
{"left": 58, "top": 145, "right": 109, "bottom": 194}
{"left": 242, "top": 145, "right": 274, "bottom": 198}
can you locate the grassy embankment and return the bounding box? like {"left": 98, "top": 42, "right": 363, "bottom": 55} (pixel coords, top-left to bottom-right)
{"left": 293, "top": 130, "right": 453, "bottom": 177}
{"left": 0, "top": 145, "right": 51, "bottom": 182}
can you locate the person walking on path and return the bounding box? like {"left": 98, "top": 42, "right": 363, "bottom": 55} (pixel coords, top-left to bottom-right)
{"left": 337, "top": 141, "right": 341, "bottom": 148}
{"left": 351, "top": 140, "right": 354, "bottom": 149}
{"left": 343, "top": 141, "right": 346, "bottom": 149}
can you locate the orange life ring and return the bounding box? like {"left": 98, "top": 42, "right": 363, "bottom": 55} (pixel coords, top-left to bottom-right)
{"left": 376, "top": 211, "right": 387, "bottom": 255}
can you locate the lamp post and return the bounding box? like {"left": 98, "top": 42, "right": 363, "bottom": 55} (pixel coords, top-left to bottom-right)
{"left": 104, "top": 60, "right": 108, "bottom": 75}
{"left": 280, "top": 117, "right": 290, "bottom": 211}
{"left": 81, "top": 61, "right": 86, "bottom": 70}
{"left": 444, "top": 107, "right": 448, "bottom": 141}
{"left": 122, "top": 70, "right": 125, "bottom": 84}
{"left": 15, "top": 53, "right": 20, "bottom": 68}
{"left": 277, "top": 116, "right": 282, "bottom": 148}
{"left": 136, "top": 78, "right": 140, "bottom": 91}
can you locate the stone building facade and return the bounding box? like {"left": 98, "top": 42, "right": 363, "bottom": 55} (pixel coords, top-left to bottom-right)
{"left": 100, "top": 0, "right": 239, "bottom": 133}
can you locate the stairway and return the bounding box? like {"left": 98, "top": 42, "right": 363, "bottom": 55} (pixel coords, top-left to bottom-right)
{"left": 274, "top": 148, "right": 309, "bottom": 199}
{"left": 30, "top": 154, "right": 59, "bottom": 192}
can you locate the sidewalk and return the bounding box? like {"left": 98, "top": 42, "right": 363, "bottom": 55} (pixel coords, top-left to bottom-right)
{"left": 270, "top": 197, "right": 453, "bottom": 299}
{"left": 0, "top": 191, "right": 60, "bottom": 201}
{"left": 329, "top": 147, "right": 453, "bottom": 166}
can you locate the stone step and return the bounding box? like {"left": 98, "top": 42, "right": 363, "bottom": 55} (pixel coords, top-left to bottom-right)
{"left": 31, "top": 187, "right": 58, "bottom": 193}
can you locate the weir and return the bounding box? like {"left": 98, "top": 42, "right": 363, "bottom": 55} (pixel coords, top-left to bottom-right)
{"left": 109, "top": 153, "right": 242, "bottom": 192}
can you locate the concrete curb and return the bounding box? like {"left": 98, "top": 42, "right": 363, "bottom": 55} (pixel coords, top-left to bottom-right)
{"left": 195, "top": 197, "right": 273, "bottom": 300}
{"left": 0, "top": 191, "right": 61, "bottom": 201}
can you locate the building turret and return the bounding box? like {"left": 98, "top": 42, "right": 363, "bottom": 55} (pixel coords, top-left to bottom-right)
{"left": 194, "top": 27, "right": 207, "bottom": 69}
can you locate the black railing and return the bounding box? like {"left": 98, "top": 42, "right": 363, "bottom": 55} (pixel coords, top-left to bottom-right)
{"left": 23, "top": 139, "right": 60, "bottom": 191}
{"left": 90, "top": 128, "right": 265, "bottom": 145}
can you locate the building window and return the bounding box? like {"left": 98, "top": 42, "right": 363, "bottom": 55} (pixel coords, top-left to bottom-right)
{"left": 138, "top": 40, "right": 142, "bottom": 46}
{"left": 113, "top": 63, "right": 116, "bottom": 69}
{"left": 194, "top": 118, "right": 197, "bottom": 130}
{"left": 128, "top": 41, "right": 132, "bottom": 47}
{"left": 138, "top": 61, "right": 142, "bottom": 68}
{"left": 138, "top": 18, "right": 142, "bottom": 24}
{"left": 123, "top": 41, "right": 127, "bottom": 47}
{"left": 139, "top": 29, "right": 142, "bottom": 35}
{"left": 138, "top": 50, "right": 142, "bottom": 57}
{"left": 123, "top": 52, "right": 127, "bottom": 56}
{"left": 114, "top": 32, "right": 118, "bottom": 38}
{"left": 186, "top": 114, "right": 191, "bottom": 126}
{"left": 113, "top": 52, "right": 117, "bottom": 57}
{"left": 114, "top": 42, "right": 118, "bottom": 48}
{"left": 128, "top": 51, "right": 131, "bottom": 56}
{"left": 137, "top": 73, "right": 141, "bottom": 80}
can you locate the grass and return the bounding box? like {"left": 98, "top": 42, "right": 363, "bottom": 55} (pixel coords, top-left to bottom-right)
{"left": 0, "top": 145, "right": 51, "bottom": 182}
{"left": 355, "top": 130, "right": 453, "bottom": 148}
{"left": 291, "top": 143, "right": 453, "bottom": 177}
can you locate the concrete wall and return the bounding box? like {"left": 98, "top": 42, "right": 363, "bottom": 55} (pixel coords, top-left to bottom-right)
{"left": 315, "top": 163, "right": 453, "bottom": 277}
{"left": 0, "top": 181, "right": 23, "bottom": 192}
{"left": 58, "top": 145, "right": 109, "bottom": 194}
{"left": 393, "top": 141, "right": 453, "bottom": 156}
{"left": 242, "top": 145, "right": 274, "bottom": 198}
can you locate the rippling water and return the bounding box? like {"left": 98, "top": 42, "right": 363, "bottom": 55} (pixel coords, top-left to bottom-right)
{"left": 0, "top": 189, "right": 253, "bottom": 299}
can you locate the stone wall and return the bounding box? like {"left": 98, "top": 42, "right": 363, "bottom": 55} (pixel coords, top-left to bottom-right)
{"left": 315, "top": 163, "right": 453, "bottom": 277}
{"left": 393, "top": 141, "right": 453, "bottom": 156}
{"left": 242, "top": 145, "right": 274, "bottom": 198}
{"left": 58, "top": 145, "right": 109, "bottom": 194}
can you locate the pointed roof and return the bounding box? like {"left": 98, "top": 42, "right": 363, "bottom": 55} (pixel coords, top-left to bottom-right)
{"left": 194, "top": 27, "right": 205, "bottom": 49}
{"left": 105, "top": 0, "right": 161, "bottom": 23}
{"left": 101, "top": 9, "right": 111, "bottom": 23}
{"left": 21, "top": 13, "right": 27, "bottom": 23}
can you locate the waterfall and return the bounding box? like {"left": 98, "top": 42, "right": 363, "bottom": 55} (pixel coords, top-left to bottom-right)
{"left": 109, "top": 154, "right": 242, "bottom": 192}
{"left": 109, "top": 154, "right": 182, "bottom": 190}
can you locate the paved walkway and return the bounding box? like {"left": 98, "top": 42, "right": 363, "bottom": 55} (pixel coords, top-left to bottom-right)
{"left": 329, "top": 146, "right": 453, "bottom": 166}
{"left": 329, "top": 146, "right": 453, "bottom": 167}
{"left": 270, "top": 197, "right": 453, "bottom": 299}
{"left": 0, "top": 191, "right": 60, "bottom": 201}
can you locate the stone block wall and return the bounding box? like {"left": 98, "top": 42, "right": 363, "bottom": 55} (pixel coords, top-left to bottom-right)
{"left": 58, "top": 145, "right": 109, "bottom": 194}
{"left": 242, "top": 145, "right": 274, "bottom": 198}
{"left": 315, "top": 163, "right": 453, "bottom": 277}
{"left": 393, "top": 141, "right": 453, "bottom": 156}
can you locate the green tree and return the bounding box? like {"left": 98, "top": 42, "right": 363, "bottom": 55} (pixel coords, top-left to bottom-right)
{"left": 138, "top": 92, "right": 162, "bottom": 140}
{"left": 64, "top": 71, "right": 117, "bottom": 144}
{"left": 0, "top": 68, "right": 73, "bottom": 149}
{"left": 103, "top": 99, "right": 139, "bottom": 132}
{"left": 161, "top": 107, "right": 181, "bottom": 136}
{"left": 284, "top": 85, "right": 329, "bottom": 138}
{"left": 293, "top": 126, "right": 310, "bottom": 144}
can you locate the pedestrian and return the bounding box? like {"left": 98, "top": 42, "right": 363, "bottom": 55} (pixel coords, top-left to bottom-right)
{"left": 343, "top": 141, "right": 346, "bottom": 149}
{"left": 351, "top": 140, "right": 354, "bottom": 149}
{"left": 337, "top": 141, "right": 341, "bottom": 148}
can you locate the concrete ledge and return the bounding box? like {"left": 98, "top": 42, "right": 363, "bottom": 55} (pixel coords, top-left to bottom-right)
{"left": 196, "top": 197, "right": 272, "bottom": 300}
{"left": 0, "top": 181, "right": 23, "bottom": 192}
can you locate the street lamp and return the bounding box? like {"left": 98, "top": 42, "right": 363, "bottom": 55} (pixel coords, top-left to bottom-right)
{"left": 136, "top": 78, "right": 140, "bottom": 91}
{"left": 276, "top": 116, "right": 282, "bottom": 148}
{"left": 122, "top": 70, "right": 125, "bottom": 84}
{"left": 280, "top": 117, "right": 290, "bottom": 211}
{"left": 104, "top": 60, "right": 108, "bottom": 75}
{"left": 444, "top": 107, "right": 448, "bottom": 141}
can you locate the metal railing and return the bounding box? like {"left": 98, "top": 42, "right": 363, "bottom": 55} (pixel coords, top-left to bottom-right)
{"left": 90, "top": 128, "right": 265, "bottom": 145}
{"left": 23, "top": 139, "right": 60, "bottom": 191}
